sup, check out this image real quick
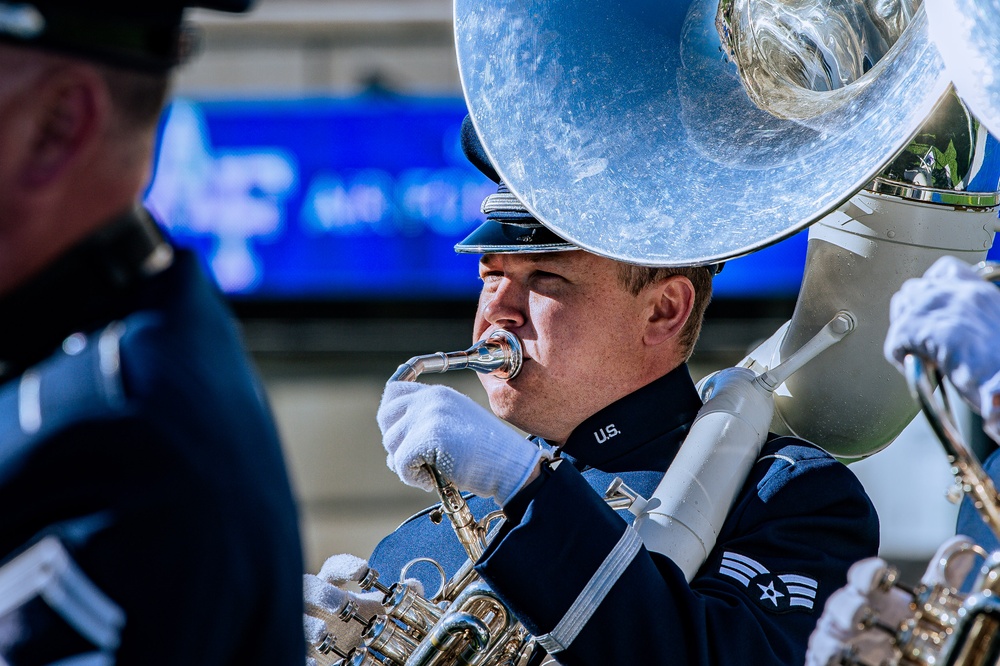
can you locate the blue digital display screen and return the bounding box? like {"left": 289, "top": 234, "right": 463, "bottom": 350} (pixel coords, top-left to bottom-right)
{"left": 143, "top": 96, "right": 997, "bottom": 304}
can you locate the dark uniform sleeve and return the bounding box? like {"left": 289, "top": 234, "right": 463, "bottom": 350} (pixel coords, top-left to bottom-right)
{"left": 0, "top": 255, "right": 304, "bottom": 666}
{"left": 475, "top": 442, "right": 879, "bottom": 665}
{"left": 0, "top": 418, "right": 263, "bottom": 666}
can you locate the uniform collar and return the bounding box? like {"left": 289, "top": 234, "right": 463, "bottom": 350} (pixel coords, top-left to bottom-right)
{"left": 0, "top": 207, "right": 173, "bottom": 383}
{"left": 555, "top": 363, "right": 704, "bottom": 473}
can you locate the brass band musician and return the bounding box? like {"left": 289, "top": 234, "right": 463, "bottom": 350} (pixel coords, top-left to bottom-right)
{"left": 304, "top": 117, "right": 880, "bottom": 666}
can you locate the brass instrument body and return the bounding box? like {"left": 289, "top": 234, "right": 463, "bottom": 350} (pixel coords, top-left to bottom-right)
{"left": 845, "top": 541, "right": 1000, "bottom": 666}
{"left": 335, "top": 493, "right": 537, "bottom": 666}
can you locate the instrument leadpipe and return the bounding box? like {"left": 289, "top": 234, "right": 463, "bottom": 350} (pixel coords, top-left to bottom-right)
{"left": 389, "top": 329, "right": 523, "bottom": 561}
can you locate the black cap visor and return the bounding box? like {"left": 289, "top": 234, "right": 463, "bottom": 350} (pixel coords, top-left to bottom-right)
{"left": 455, "top": 219, "right": 578, "bottom": 255}
{"left": 0, "top": 1, "right": 252, "bottom": 71}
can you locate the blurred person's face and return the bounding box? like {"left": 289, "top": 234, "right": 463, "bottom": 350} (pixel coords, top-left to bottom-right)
{"left": 473, "top": 250, "right": 669, "bottom": 444}
{"left": 0, "top": 45, "right": 145, "bottom": 297}
{"left": 0, "top": 46, "right": 48, "bottom": 219}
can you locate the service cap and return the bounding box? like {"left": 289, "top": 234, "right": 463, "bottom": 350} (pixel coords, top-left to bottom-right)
{"left": 455, "top": 115, "right": 578, "bottom": 255}
{"left": 0, "top": 1, "right": 253, "bottom": 71}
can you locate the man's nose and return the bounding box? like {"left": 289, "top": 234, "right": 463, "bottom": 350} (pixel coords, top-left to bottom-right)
{"left": 482, "top": 278, "right": 526, "bottom": 329}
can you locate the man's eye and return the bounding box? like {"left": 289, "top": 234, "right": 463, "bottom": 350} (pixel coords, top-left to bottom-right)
{"left": 532, "top": 271, "right": 566, "bottom": 283}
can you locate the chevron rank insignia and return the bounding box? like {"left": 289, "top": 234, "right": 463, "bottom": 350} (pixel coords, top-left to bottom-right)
{"left": 719, "top": 552, "right": 818, "bottom": 613}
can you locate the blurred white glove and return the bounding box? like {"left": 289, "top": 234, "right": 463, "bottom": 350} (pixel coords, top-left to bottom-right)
{"left": 302, "top": 554, "right": 393, "bottom": 664}
{"left": 806, "top": 536, "right": 979, "bottom": 666}
{"left": 377, "top": 381, "right": 550, "bottom": 506}
{"left": 885, "top": 255, "right": 1000, "bottom": 442}
{"left": 805, "top": 557, "right": 911, "bottom": 666}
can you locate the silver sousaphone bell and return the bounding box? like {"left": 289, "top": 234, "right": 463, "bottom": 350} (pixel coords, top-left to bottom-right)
{"left": 455, "top": 0, "right": 954, "bottom": 266}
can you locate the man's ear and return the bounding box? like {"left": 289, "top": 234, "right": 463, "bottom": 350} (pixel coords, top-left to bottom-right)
{"left": 20, "top": 65, "right": 108, "bottom": 189}
{"left": 643, "top": 274, "right": 695, "bottom": 346}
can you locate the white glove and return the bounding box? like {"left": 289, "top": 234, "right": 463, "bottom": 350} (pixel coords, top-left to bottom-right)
{"left": 302, "top": 554, "right": 391, "bottom": 663}
{"left": 806, "top": 536, "right": 979, "bottom": 666}
{"left": 805, "top": 557, "right": 911, "bottom": 666}
{"left": 885, "top": 255, "right": 1000, "bottom": 441}
{"left": 377, "top": 381, "right": 549, "bottom": 506}
{"left": 303, "top": 615, "right": 337, "bottom": 666}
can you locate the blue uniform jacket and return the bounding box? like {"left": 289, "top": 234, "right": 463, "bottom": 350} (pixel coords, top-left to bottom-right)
{"left": 370, "top": 364, "right": 878, "bottom": 665}
{"left": 0, "top": 221, "right": 304, "bottom": 666}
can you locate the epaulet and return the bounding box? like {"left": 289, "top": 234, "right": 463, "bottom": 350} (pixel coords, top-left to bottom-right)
{"left": 0, "top": 323, "right": 128, "bottom": 464}
{"left": 752, "top": 435, "right": 836, "bottom": 483}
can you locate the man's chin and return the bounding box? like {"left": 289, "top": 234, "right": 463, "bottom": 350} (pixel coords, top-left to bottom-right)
{"left": 485, "top": 388, "right": 526, "bottom": 426}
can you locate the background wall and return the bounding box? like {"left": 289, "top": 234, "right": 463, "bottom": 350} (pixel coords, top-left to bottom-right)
{"left": 170, "top": 0, "right": 974, "bottom": 583}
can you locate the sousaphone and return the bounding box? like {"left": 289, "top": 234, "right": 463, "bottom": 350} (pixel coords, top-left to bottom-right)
{"left": 454, "top": 0, "right": 1000, "bottom": 460}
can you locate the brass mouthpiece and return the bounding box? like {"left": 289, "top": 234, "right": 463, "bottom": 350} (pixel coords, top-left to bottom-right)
{"left": 390, "top": 330, "right": 523, "bottom": 383}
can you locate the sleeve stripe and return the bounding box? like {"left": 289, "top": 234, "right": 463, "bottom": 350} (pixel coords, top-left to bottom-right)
{"left": 0, "top": 537, "right": 125, "bottom": 651}
{"left": 535, "top": 526, "right": 642, "bottom": 654}
{"left": 18, "top": 371, "right": 42, "bottom": 434}
{"left": 722, "top": 551, "right": 768, "bottom": 574}
{"left": 43, "top": 546, "right": 125, "bottom": 651}
{"left": 786, "top": 585, "right": 817, "bottom": 598}
{"left": 720, "top": 560, "right": 758, "bottom": 580}
{"left": 719, "top": 567, "right": 751, "bottom": 586}
{"left": 779, "top": 573, "right": 818, "bottom": 588}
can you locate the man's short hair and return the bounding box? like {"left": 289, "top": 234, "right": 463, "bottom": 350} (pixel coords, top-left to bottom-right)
{"left": 616, "top": 264, "right": 714, "bottom": 358}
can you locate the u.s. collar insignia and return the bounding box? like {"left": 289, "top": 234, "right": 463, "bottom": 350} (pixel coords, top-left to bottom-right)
{"left": 719, "top": 552, "right": 818, "bottom": 613}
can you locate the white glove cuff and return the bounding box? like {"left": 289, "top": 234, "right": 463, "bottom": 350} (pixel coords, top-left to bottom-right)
{"left": 304, "top": 614, "right": 329, "bottom": 645}
{"left": 496, "top": 447, "right": 553, "bottom": 507}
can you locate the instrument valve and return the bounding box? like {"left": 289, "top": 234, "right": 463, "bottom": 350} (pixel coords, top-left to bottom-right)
{"left": 339, "top": 599, "right": 376, "bottom": 631}
{"left": 340, "top": 646, "right": 397, "bottom": 666}
{"left": 945, "top": 482, "right": 965, "bottom": 504}
{"left": 317, "top": 632, "right": 350, "bottom": 660}
{"left": 361, "top": 616, "right": 419, "bottom": 664}
{"left": 359, "top": 567, "right": 394, "bottom": 597}
{"left": 874, "top": 564, "right": 900, "bottom": 594}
